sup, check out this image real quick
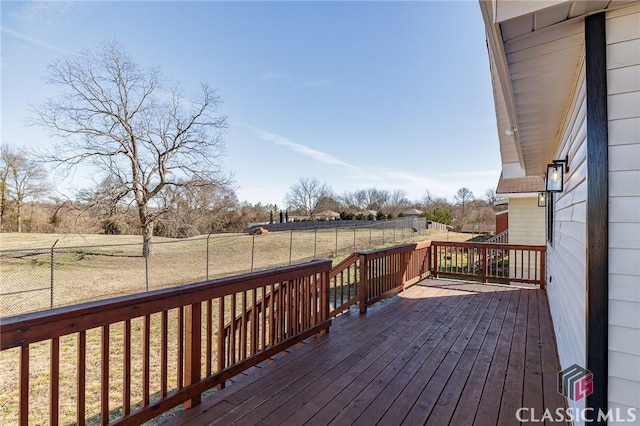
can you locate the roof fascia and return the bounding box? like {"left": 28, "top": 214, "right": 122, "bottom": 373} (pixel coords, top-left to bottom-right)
{"left": 480, "top": 1, "right": 527, "bottom": 173}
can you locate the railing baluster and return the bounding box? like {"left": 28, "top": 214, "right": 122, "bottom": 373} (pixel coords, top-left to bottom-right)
{"left": 123, "top": 320, "right": 131, "bottom": 415}
{"left": 261, "top": 288, "right": 267, "bottom": 351}
{"left": 161, "top": 311, "right": 168, "bottom": 398}
{"left": 20, "top": 345, "right": 29, "bottom": 426}
{"left": 101, "top": 325, "right": 110, "bottom": 425}
{"left": 240, "top": 291, "right": 247, "bottom": 360}
{"left": 206, "top": 301, "right": 212, "bottom": 376}
{"left": 251, "top": 288, "right": 258, "bottom": 356}
{"left": 217, "top": 296, "right": 225, "bottom": 389}
{"left": 50, "top": 337, "right": 59, "bottom": 426}
{"left": 177, "top": 308, "right": 184, "bottom": 390}
{"left": 77, "top": 331, "right": 86, "bottom": 426}
{"left": 143, "top": 314, "right": 151, "bottom": 406}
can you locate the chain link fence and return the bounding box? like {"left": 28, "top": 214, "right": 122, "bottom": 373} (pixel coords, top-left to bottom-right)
{"left": 1, "top": 218, "right": 437, "bottom": 317}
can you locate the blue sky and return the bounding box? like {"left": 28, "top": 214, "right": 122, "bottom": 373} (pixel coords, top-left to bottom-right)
{"left": 1, "top": 1, "right": 500, "bottom": 206}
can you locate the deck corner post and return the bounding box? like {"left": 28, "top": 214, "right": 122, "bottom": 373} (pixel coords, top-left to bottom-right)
{"left": 184, "top": 302, "right": 202, "bottom": 409}
{"left": 359, "top": 254, "right": 368, "bottom": 314}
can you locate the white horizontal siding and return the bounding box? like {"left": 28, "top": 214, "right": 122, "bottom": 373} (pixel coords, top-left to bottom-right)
{"left": 546, "top": 54, "right": 588, "bottom": 419}
{"left": 608, "top": 4, "right": 640, "bottom": 420}
{"left": 506, "top": 197, "right": 545, "bottom": 245}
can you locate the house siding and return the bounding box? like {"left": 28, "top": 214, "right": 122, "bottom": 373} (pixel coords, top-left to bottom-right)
{"left": 506, "top": 197, "right": 544, "bottom": 245}
{"left": 546, "top": 55, "right": 588, "bottom": 416}
{"left": 607, "top": 3, "right": 640, "bottom": 418}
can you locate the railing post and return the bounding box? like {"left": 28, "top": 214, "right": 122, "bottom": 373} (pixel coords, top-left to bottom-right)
{"left": 184, "top": 303, "right": 202, "bottom": 409}
{"left": 401, "top": 250, "right": 409, "bottom": 290}
{"left": 359, "top": 254, "right": 368, "bottom": 314}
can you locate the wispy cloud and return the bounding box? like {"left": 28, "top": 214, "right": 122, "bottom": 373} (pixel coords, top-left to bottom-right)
{"left": 258, "top": 130, "right": 350, "bottom": 167}
{"left": 442, "top": 170, "right": 501, "bottom": 178}
{"left": 3, "top": 1, "right": 79, "bottom": 55}
{"left": 1, "top": 26, "right": 74, "bottom": 55}
{"left": 258, "top": 72, "right": 289, "bottom": 82}
{"left": 241, "top": 124, "right": 383, "bottom": 182}
{"left": 296, "top": 78, "right": 332, "bottom": 89}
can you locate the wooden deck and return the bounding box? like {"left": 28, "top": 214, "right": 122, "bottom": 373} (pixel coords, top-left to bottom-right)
{"left": 163, "top": 280, "right": 567, "bottom": 425}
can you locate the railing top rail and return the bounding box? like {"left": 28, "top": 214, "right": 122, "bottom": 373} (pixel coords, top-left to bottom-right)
{"left": 431, "top": 240, "right": 545, "bottom": 251}
{"left": 329, "top": 253, "right": 359, "bottom": 279}
{"left": 1, "top": 259, "right": 332, "bottom": 350}
{"left": 358, "top": 240, "right": 432, "bottom": 260}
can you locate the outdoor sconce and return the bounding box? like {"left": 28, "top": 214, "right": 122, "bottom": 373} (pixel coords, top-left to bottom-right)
{"left": 538, "top": 192, "right": 547, "bottom": 207}
{"left": 545, "top": 155, "right": 569, "bottom": 193}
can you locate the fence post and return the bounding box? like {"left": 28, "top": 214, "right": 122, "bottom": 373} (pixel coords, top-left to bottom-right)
{"left": 382, "top": 221, "right": 386, "bottom": 245}
{"left": 251, "top": 234, "right": 255, "bottom": 272}
{"left": 314, "top": 228, "right": 318, "bottom": 259}
{"left": 359, "top": 253, "right": 368, "bottom": 314}
{"left": 206, "top": 232, "right": 212, "bottom": 280}
{"left": 369, "top": 227, "right": 372, "bottom": 250}
{"left": 353, "top": 227, "right": 356, "bottom": 253}
{"left": 50, "top": 239, "right": 59, "bottom": 309}
{"left": 289, "top": 229, "right": 293, "bottom": 265}
{"left": 145, "top": 247, "right": 149, "bottom": 291}
{"left": 335, "top": 226, "right": 338, "bottom": 256}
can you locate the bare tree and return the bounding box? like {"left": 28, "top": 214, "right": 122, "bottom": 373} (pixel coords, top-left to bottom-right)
{"left": 284, "top": 177, "right": 332, "bottom": 216}
{"left": 454, "top": 187, "right": 474, "bottom": 224}
{"left": 387, "top": 189, "right": 410, "bottom": 216}
{"left": 35, "top": 40, "right": 229, "bottom": 255}
{"left": 484, "top": 188, "right": 497, "bottom": 205}
{"left": 1, "top": 146, "right": 49, "bottom": 232}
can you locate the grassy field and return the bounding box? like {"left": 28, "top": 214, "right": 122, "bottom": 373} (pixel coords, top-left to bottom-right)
{"left": 0, "top": 228, "right": 471, "bottom": 425}
{"left": 0, "top": 228, "right": 470, "bottom": 317}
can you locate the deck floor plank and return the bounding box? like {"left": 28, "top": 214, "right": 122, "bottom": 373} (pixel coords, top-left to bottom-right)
{"left": 161, "top": 280, "right": 568, "bottom": 426}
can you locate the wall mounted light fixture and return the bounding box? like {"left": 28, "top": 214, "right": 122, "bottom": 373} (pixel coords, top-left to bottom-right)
{"left": 538, "top": 192, "right": 547, "bottom": 207}
{"left": 545, "top": 155, "right": 569, "bottom": 193}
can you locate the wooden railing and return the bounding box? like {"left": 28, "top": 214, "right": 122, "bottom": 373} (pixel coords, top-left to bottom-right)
{"left": 0, "top": 260, "right": 331, "bottom": 426}
{"left": 0, "top": 239, "right": 547, "bottom": 425}
{"left": 431, "top": 241, "right": 546, "bottom": 288}
{"left": 329, "top": 241, "right": 432, "bottom": 316}
{"left": 484, "top": 229, "right": 509, "bottom": 243}
{"left": 328, "top": 253, "right": 360, "bottom": 317}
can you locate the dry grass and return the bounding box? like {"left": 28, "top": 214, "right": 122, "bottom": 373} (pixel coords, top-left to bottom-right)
{"left": 0, "top": 228, "right": 471, "bottom": 425}
{"left": 0, "top": 228, "right": 470, "bottom": 317}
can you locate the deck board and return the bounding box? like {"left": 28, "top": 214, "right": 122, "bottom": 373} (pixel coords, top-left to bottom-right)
{"left": 162, "top": 280, "right": 568, "bottom": 426}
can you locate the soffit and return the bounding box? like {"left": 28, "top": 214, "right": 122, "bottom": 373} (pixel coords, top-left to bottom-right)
{"left": 485, "top": 1, "right": 636, "bottom": 176}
